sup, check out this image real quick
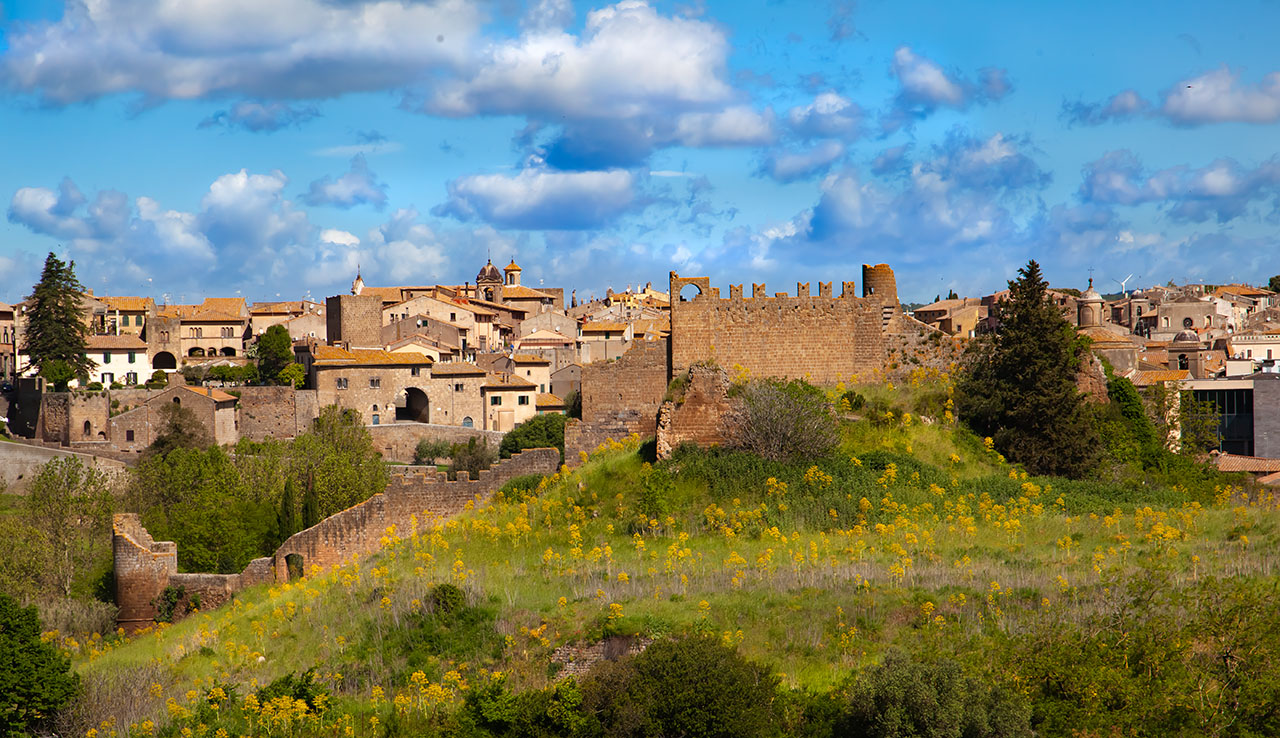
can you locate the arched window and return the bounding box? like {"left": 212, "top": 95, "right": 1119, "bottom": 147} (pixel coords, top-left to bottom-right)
{"left": 83, "top": 420, "right": 91, "bottom": 437}
{"left": 1178, "top": 354, "right": 1189, "bottom": 370}
{"left": 462, "top": 416, "right": 474, "bottom": 428}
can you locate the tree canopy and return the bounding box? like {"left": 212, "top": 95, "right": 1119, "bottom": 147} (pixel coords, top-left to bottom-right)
{"left": 0, "top": 593, "right": 79, "bottom": 736}
{"left": 257, "top": 324, "right": 295, "bottom": 383}
{"left": 23, "top": 252, "right": 95, "bottom": 382}
{"left": 955, "top": 260, "right": 1100, "bottom": 478}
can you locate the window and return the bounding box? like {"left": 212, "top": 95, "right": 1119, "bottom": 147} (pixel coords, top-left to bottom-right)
{"left": 411, "top": 367, "right": 420, "bottom": 376}
{"left": 490, "top": 396, "right": 502, "bottom": 406}
{"left": 604, "top": 332, "right": 611, "bottom": 339}
{"left": 450, "top": 313, "right": 457, "bottom": 322}
{"left": 540, "top": 384, "right": 545, "bottom": 393}
{"left": 161, "top": 330, "right": 170, "bottom": 342}
{"left": 127, "top": 351, "right": 136, "bottom": 363}
{"left": 126, "top": 372, "right": 137, "bottom": 385}
{"left": 1136, "top": 306, "right": 1143, "bottom": 317}
{"left": 372, "top": 414, "right": 380, "bottom": 425}
{"left": 102, "top": 373, "right": 113, "bottom": 385}
{"left": 462, "top": 416, "right": 473, "bottom": 428}
{"left": 194, "top": 327, "right": 203, "bottom": 338}
{"left": 370, "top": 377, "right": 381, "bottom": 388}
{"left": 336, "top": 377, "right": 348, "bottom": 389}
{"left": 126, "top": 430, "right": 135, "bottom": 442}
{"left": 1178, "top": 354, "right": 1189, "bottom": 370}
{"left": 454, "top": 383, "right": 464, "bottom": 392}
{"left": 1183, "top": 317, "right": 1194, "bottom": 329}
{"left": 103, "top": 351, "right": 111, "bottom": 363}
{"left": 518, "top": 395, "right": 529, "bottom": 406}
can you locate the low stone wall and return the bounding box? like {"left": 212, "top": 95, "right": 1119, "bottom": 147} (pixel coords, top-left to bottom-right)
{"left": 113, "top": 447, "right": 560, "bottom": 630}
{"left": 565, "top": 413, "right": 652, "bottom": 464}
{"left": 0, "top": 438, "right": 129, "bottom": 493}
{"left": 367, "top": 422, "right": 504, "bottom": 463}
{"left": 550, "top": 636, "right": 653, "bottom": 678}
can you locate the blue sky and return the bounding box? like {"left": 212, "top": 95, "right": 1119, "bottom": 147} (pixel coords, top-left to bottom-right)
{"left": 2, "top": 0, "right": 1279, "bottom": 305}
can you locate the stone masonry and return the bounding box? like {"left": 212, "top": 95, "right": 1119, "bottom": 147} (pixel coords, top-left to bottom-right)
{"left": 566, "top": 338, "right": 668, "bottom": 461}
{"left": 668, "top": 265, "right": 899, "bottom": 384}
{"left": 655, "top": 365, "right": 734, "bottom": 459}
{"left": 113, "top": 447, "right": 560, "bottom": 631}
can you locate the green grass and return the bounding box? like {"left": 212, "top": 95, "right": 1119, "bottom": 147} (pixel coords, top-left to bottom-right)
{"left": 56, "top": 391, "right": 1280, "bottom": 736}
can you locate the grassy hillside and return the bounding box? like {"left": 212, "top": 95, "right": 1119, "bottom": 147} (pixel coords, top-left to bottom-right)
{"left": 52, "top": 377, "right": 1280, "bottom": 737}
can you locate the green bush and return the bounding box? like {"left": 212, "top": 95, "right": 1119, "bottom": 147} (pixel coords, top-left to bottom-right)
{"left": 834, "top": 650, "right": 1032, "bottom": 738}
{"left": 256, "top": 669, "right": 327, "bottom": 712}
{"left": 726, "top": 378, "right": 838, "bottom": 462}
{"left": 500, "top": 413, "right": 567, "bottom": 461}
{"left": 414, "top": 438, "right": 453, "bottom": 466}
{"left": 450, "top": 438, "right": 497, "bottom": 481}
{"left": 579, "top": 635, "right": 779, "bottom": 738}
{"left": 0, "top": 593, "right": 79, "bottom": 737}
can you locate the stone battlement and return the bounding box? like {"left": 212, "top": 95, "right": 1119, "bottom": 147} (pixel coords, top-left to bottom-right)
{"left": 113, "top": 447, "right": 560, "bottom": 630}
{"left": 669, "top": 265, "right": 900, "bottom": 384}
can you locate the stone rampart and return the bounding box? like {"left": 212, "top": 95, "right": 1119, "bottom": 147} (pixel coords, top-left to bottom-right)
{"left": 113, "top": 448, "right": 560, "bottom": 630}
{"left": 567, "top": 339, "right": 669, "bottom": 463}
{"left": 669, "top": 267, "right": 898, "bottom": 384}
{"left": 0, "top": 439, "right": 128, "bottom": 493}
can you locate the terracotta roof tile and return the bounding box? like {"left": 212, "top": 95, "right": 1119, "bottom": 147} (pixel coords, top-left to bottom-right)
{"left": 499, "top": 284, "right": 553, "bottom": 300}
{"left": 182, "top": 386, "right": 238, "bottom": 402}
{"left": 518, "top": 329, "right": 574, "bottom": 343}
{"left": 1130, "top": 369, "right": 1190, "bottom": 385}
{"left": 582, "top": 322, "right": 627, "bottom": 333}
{"left": 510, "top": 353, "right": 551, "bottom": 364}
{"left": 86, "top": 334, "right": 148, "bottom": 350}
{"left": 430, "top": 363, "right": 486, "bottom": 377}
{"left": 101, "top": 296, "right": 154, "bottom": 312}
{"left": 1216, "top": 453, "right": 1280, "bottom": 473}
{"left": 536, "top": 392, "right": 564, "bottom": 407}
{"left": 312, "top": 345, "right": 433, "bottom": 366}
{"left": 483, "top": 373, "right": 537, "bottom": 389}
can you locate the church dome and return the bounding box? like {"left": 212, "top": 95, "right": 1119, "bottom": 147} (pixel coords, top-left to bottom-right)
{"left": 1081, "top": 278, "right": 1103, "bottom": 302}
{"left": 477, "top": 259, "right": 502, "bottom": 283}
{"left": 1172, "top": 329, "right": 1199, "bottom": 344}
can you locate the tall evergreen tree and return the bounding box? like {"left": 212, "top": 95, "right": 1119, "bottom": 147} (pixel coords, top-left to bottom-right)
{"left": 22, "top": 252, "right": 95, "bottom": 382}
{"left": 955, "top": 260, "right": 1100, "bottom": 478}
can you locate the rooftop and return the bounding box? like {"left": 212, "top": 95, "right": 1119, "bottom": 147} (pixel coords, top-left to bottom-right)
{"left": 430, "top": 362, "right": 486, "bottom": 377}
{"left": 312, "top": 345, "right": 433, "bottom": 366}
{"left": 182, "top": 385, "right": 238, "bottom": 403}
{"left": 100, "top": 296, "right": 154, "bottom": 312}
{"left": 483, "top": 372, "right": 537, "bottom": 390}
{"left": 86, "top": 334, "right": 148, "bottom": 350}
{"left": 536, "top": 392, "right": 564, "bottom": 408}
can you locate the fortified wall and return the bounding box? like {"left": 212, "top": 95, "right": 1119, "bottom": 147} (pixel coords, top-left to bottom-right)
{"left": 113, "top": 447, "right": 560, "bottom": 631}
{"left": 565, "top": 338, "right": 668, "bottom": 462}
{"left": 654, "top": 364, "right": 734, "bottom": 459}
{"left": 668, "top": 265, "right": 899, "bottom": 384}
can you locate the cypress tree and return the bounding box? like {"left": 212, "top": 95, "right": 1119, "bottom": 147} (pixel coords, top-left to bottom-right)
{"left": 277, "top": 479, "right": 298, "bottom": 541}
{"left": 955, "top": 260, "right": 1100, "bottom": 478}
{"left": 23, "top": 252, "right": 95, "bottom": 382}
{"left": 302, "top": 478, "right": 320, "bottom": 530}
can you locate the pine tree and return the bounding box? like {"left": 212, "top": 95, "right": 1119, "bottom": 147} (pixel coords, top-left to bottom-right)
{"left": 955, "top": 260, "right": 1100, "bottom": 478}
{"left": 23, "top": 252, "right": 95, "bottom": 382}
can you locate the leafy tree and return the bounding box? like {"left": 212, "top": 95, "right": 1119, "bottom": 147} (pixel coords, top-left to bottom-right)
{"left": 449, "top": 437, "right": 497, "bottom": 481}
{"left": 38, "top": 359, "right": 76, "bottom": 393}
{"left": 257, "top": 324, "right": 294, "bottom": 383}
{"left": 500, "top": 413, "right": 567, "bottom": 460}
{"left": 1145, "top": 383, "right": 1221, "bottom": 456}
{"left": 24, "top": 457, "right": 114, "bottom": 598}
{"left": 0, "top": 593, "right": 79, "bottom": 737}
{"left": 835, "top": 650, "right": 1033, "bottom": 738}
{"left": 564, "top": 388, "right": 583, "bottom": 419}
{"left": 579, "top": 635, "right": 779, "bottom": 738}
{"left": 144, "top": 401, "right": 213, "bottom": 459}
{"left": 289, "top": 405, "right": 389, "bottom": 518}
{"left": 1269, "top": 274, "right": 1280, "bottom": 294}
{"left": 22, "top": 252, "right": 95, "bottom": 380}
{"left": 727, "top": 378, "right": 839, "bottom": 462}
{"left": 414, "top": 438, "right": 452, "bottom": 466}
{"left": 277, "top": 362, "right": 305, "bottom": 389}
{"left": 955, "top": 260, "right": 1100, "bottom": 477}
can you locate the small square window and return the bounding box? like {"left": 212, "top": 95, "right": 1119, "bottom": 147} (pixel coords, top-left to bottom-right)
{"left": 490, "top": 396, "right": 502, "bottom": 406}
{"left": 126, "top": 430, "right": 135, "bottom": 442}
{"left": 411, "top": 367, "right": 420, "bottom": 376}
{"left": 370, "top": 377, "right": 381, "bottom": 389}
{"left": 336, "top": 377, "right": 348, "bottom": 389}
{"left": 455, "top": 383, "right": 464, "bottom": 392}
{"left": 518, "top": 395, "right": 529, "bottom": 406}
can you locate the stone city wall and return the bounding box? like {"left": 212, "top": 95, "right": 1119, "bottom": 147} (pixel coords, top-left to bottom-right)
{"left": 367, "top": 422, "right": 504, "bottom": 463}
{"left": 668, "top": 266, "right": 898, "bottom": 385}
{"left": 113, "top": 447, "right": 560, "bottom": 630}
{"left": 237, "top": 386, "right": 319, "bottom": 441}
{"left": 655, "top": 365, "right": 734, "bottom": 459}
{"left": 0, "top": 438, "right": 128, "bottom": 493}
{"left": 567, "top": 339, "right": 669, "bottom": 462}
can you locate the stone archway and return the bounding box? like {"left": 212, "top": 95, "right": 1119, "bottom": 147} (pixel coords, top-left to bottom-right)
{"left": 153, "top": 351, "right": 177, "bottom": 370}
{"left": 396, "top": 387, "right": 430, "bottom": 422}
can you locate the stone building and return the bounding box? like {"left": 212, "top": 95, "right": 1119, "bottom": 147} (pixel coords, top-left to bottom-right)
{"left": 108, "top": 385, "right": 239, "bottom": 451}
{"left": 99, "top": 296, "right": 154, "bottom": 336}
{"left": 490, "top": 354, "right": 552, "bottom": 394}
{"left": 85, "top": 334, "right": 152, "bottom": 386}
{"left": 303, "top": 345, "right": 435, "bottom": 425}
{"left": 481, "top": 373, "right": 538, "bottom": 432}
{"left": 0, "top": 302, "right": 14, "bottom": 382}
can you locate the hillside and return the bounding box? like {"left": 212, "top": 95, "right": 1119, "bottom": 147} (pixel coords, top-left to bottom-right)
{"left": 52, "top": 376, "right": 1280, "bottom": 737}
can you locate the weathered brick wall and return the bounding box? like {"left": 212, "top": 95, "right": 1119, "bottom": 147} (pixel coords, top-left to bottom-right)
{"left": 581, "top": 339, "right": 668, "bottom": 424}
{"left": 114, "top": 448, "right": 560, "bottom": 629}
{"left": 326, "top": 294, "right": 384, "bottom": 348}
{"left": 655, "top": 365, "right": 734, "bottom": 459}
{"left": 551, "top": 636, "right": 653, "bottom": 678}
{"left": 237, "top": 385, "right": 305, "bottom": 441}
{"left": 565, "top": 414, "right": 650, "bottom": 462}
{"left": 367, "top": 423, "right": 503, "bottom": 462}
{"left": 669, "top": 269, "right": 897, "bottom": 384}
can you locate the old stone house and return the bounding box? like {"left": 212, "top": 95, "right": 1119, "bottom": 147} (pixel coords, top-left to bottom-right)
{"left": 481, "top": 373, "right": 538, "bottom": 431}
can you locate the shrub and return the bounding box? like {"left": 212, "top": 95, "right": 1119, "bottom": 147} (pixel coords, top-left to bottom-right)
{"left": 145, "top": 370, "right": 168, "bottom": 389}
{"left": 431, "top": 583, "right": 467, "bottom": 616}
{"left": 414, "top": 438, "right": 453, "bottom": 466}
{"left": 450, "top": 438, "right": 497, "bottom": 481}
{"left": 256, "top": 669, "right": 328, "bottom": 711}
{"left": 0, "top": 593, "right": 80, "bottom": 736}
{"left": 580, "top": 635, "right": 779, "bottom": 738}
{"left": 726, "top": 378, "right": 838, "bottom": 462}
{"left": 500, "top": 413, "right": 567, "bottom": 461}
{"left": 835, "top": 650, "right": 1033, "bottom": 738}
{"left": 84, "top": 381, "right": 103, "bottom": 391}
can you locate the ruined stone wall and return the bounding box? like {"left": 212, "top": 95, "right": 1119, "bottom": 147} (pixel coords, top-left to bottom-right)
{"left": 237, "top": 385, "right": 308, "bottom": 441}
{"left": 669, "top": 268, "right": 896, "bottom": 385}
{"left": 566, "top": 339, "right": 669, "bottom": 463}
{"left": 655, "top": 365, "right": 734, "bottom": 459}
{"left": 581, "top": 339, "right": 668, "bottom": 427}
{"left": 269, "top": 447, "right": 559, "bottom": 579}
{"left": 114, "top": 448, "right": 560, "bottom": 629}
{"left": 0, "top": 439, "right": 127, "bottom": 493}
{"left": 367, "top": 423, "right": 503, "bottom": 462}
